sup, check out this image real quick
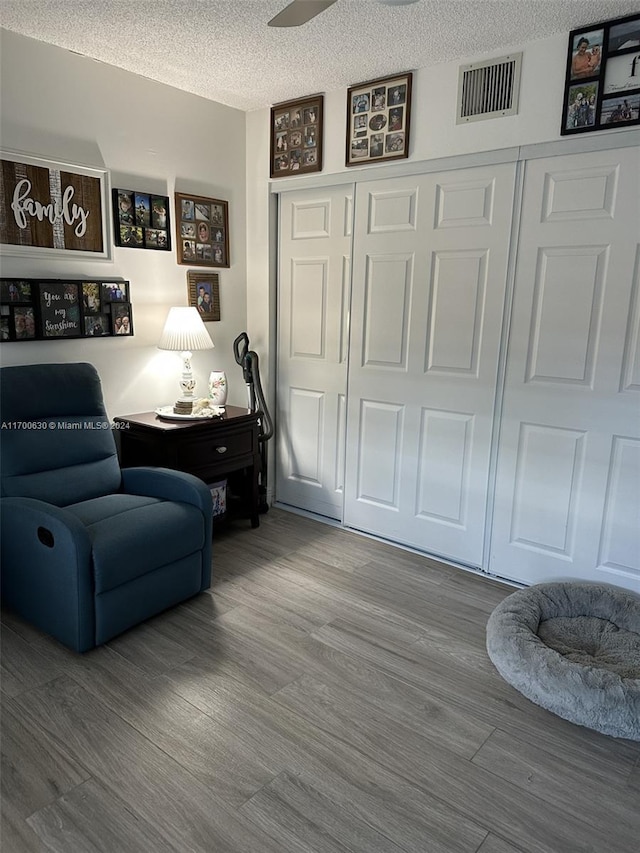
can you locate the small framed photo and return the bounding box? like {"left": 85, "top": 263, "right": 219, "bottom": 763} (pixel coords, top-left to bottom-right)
{"left": 84, "top": 314, "right": 111, "bottom": 336}
{"left": 562, "top": 13, "right": 640, "bottom": 134}
{"left": 0, "top": 279, "right": 32, "bottom": 303}
{"left": 82, "top": 281, "right": 101, "bottom": 314}
{"left": 12, "top": 305, "right": 37, "bottom": 340}
{"left": 346, "top": 72, "right": 413, "bottom": 166}
{"left": 100, "top": 281, "right": 129, "bottom": 303}
{"left": 270, "top": 94, "right": 324, "bottom": 178}
{"left": 187, "top": 271, "right": 221, "bottom": 321}
{"left": 111, "top": 302, "right": 133, "bottom": 336}
{"left": 113, "top": 189, "right": 171, "bottom": 251}
{"left": 175, "top": 193, "right": 229, "bottom": 267}
{"left": 1, "top": 305, "right": 10, "bottom": 341}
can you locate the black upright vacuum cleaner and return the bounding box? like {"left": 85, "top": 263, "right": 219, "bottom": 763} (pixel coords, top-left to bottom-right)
{"left": 233, "top": 332, "right": 274, "bottom": 514}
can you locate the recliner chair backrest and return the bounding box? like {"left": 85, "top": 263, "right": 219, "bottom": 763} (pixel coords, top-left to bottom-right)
{"left": 0, "top": 362, "right": 122, "bottom": 506}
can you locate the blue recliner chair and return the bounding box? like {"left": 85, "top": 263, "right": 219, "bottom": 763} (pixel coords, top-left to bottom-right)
{"left": 0, "top": 362, "right": 213, "bottom": 652}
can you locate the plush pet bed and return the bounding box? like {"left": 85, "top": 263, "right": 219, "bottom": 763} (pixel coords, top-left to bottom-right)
{"left": 486, "top": 582, "right": 640, "bottom": 740}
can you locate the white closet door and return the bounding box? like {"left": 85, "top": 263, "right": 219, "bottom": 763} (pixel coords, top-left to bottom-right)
{"left": 490, "top": 147, "right": 640, "bottom": 592}
{"left": 344, "top": 164, "right": 517, "bottom": 567}
{"left": 276, "top": 185, "right": 353, "bottom": 519}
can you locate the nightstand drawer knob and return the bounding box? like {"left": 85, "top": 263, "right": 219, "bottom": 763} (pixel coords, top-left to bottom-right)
{"left": 216, "top": 446, "right": 227, "bottom": 454}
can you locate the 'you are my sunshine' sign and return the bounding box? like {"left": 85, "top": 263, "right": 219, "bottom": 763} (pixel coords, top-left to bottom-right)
{"left": 0, "top": 153, "right": 107, "bottom": 258}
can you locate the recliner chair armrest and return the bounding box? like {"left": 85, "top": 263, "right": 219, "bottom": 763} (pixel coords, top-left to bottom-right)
{"left": 0, "top": 497, "right": 95, "bottom": 651}
{"left": 121, "top": 467, "right": 213, "bottom": 592}
{"left": 121, "top": 467, "right": 213, "bottom": 517}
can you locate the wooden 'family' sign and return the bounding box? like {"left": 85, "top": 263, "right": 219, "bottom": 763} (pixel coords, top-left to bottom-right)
{"left": 0, "top": 152, "right": 110, "bottom": 260}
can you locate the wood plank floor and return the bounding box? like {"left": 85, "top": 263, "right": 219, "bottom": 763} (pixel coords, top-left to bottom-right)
{"left": 2, "top": 508, "right": 639, "bottom": 853}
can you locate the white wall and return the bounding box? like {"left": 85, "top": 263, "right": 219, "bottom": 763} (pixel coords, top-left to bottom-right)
{"left": 0, "top": 29, "right": 247, "bottom": 418}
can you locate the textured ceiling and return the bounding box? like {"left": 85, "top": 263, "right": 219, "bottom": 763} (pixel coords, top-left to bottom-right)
{"left": 2, "top": 1, "right": 639, "bottom": 111}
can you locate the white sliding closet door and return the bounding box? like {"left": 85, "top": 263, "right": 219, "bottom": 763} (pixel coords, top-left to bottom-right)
{"left": 344, "top": 164, "right": 517, "bottom": 567}
{"left": 490, "top": 147, "right": 640, "bottom": 592}
{"left": 276, "top": 185, "right": 353, "bottom": 519}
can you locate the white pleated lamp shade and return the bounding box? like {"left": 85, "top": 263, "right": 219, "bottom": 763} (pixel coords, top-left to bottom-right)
{"left": 158, "top": 307, "right": 214, "bottom": 352}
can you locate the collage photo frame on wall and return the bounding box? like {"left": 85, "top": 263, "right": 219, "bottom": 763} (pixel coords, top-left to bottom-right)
{"left": 270, "top": 94, "right": 324, "bottom": 178}
{"left": 346, "top": 71, "right": 413, "bottom": 166}
{"left": 174, "top": 192, "right": 230, "bottom": 268}
{"left": 562, "top": 12, "right": 640, "bottom": 134}
{"left": 113, "top": 188, "right": 171, "bottom": 251}
{"left": 0, "top": 278, "right": 133, "bottom": 341}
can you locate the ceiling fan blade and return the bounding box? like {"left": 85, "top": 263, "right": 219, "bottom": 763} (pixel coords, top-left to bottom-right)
{"left": 268, "top": 0, "right": 338, "bottom": 28}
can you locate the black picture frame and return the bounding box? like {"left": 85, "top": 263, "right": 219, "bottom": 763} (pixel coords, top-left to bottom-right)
{"left": 0, "top": 278, "right": 133, "bottom": 341}
{"left": 111, "top": 302, "right": 134, "bottom": 336}
{"left": 346, "top": 71, "right": 413, "bottom": 166}
{"left": 174, "top": 192, "right": 230, "bottom": 268}
{"left": 561, "top": 13, "right": 640, "bottom": 135}
{"left": 113, "top": 188, "right": 171, "bottom": 251}
{"left": 270, "top": 94, "right": 324, "bottom": 178}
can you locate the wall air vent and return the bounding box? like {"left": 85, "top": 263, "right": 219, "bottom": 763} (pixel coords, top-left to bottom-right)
{"left": 456, "top": 53, "right": 522, "bottom": 124}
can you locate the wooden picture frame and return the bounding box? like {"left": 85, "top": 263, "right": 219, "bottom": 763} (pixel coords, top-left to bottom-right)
{"left": 346, "top": 72, "right": 413, "bottom": 167}
{"left": 174, "top": 192, "right": 229, "bottom": 267}
{"left": 561, "top": 13, "right": 640, "bottom": 135}
{"left": 270, "top": 94, "right": 324, "bottom": 178}
{"left": 0, "top": 278, "right": 133, "bottom": 341}
{"left": 187, "top": 271, "right": 221, "bottom": 321}
{"left": 113, "top": 188, "right": 171, "bottom": 251}
{"left": 0, "top": 151, "right": 110, "bottom": 260}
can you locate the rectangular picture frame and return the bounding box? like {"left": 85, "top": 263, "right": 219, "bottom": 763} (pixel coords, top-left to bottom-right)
{"left": 111, "top": 302, "right": 134, "bottom": 336}
{"left": 0, "top": 151, "right": 110, "bottom": 260}
{"left": 113, "top": 188, "right": 171, "bottom": 251}
{"left": 561, "top": 12, "right": 640, "bottom": 134}
{"left": 187, "top": 271, "right": 221, "bottom": 321}
{"left": 270, "top": 94, "right": 324, "bottom": 178}
{"left": 346, "top": 71, "right": 413, "bottom": 167}
{"left": 38, "top": 280, "right": 82, "bottom": 339}
{"left": 175, "top": 192, "right": 229, "bottom": 268}
{"left": 0, "top": 277, "right": 133, "bottom": 341}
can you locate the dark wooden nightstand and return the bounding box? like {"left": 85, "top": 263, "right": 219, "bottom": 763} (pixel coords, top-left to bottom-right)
{"left": 113, "top": 406, "right": 261, "bottom": 528}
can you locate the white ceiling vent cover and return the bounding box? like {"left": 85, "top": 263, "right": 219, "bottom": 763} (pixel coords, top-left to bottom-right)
{"left": 457, "top": 53, "right": 522, "bottom": 124}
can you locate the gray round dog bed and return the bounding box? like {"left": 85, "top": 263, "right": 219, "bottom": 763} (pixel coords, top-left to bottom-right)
{"left": 486, "top": 582, "right": 640, "bottom": 740}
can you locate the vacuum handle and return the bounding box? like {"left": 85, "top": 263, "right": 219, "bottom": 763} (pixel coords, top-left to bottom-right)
{"left": 233, "top": 332, "right": 249, "bottom": 366}
{"left": 233, "top": 332, "right": 252, "bottom": 384}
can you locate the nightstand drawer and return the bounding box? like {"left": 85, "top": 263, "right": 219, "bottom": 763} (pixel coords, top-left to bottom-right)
{"left": 177, "top": 429, "right": 254, "bottom": 469}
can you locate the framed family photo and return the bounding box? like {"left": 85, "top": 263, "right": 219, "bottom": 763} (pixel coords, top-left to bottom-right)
{"left": 187, "top": 271, "right": 221, "bottom": 321}
{"left": 175, "top": 192, "right": 229, "bottom": 267}
{"left": 346, "top": 71, "right": 413, "bottom": 166}
{"left": 113, "top": 188, "right": 171, "bottom": 251}
{"left": 562, "top": 13, "right": 640, "bottom": 134}
{"left": 270, "top": 94, "right": 324, "bottom": 178}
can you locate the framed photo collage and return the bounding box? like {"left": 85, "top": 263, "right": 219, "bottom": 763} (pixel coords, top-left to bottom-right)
{"left": 175, "top": 192, "right": 230, "bottom": 268}
{"left": 270, "top": 94, "right": 324, "bottom": 178}
{"left": 562, "top": 12, "right": 640, "bottom": 134}
{"left": 113, "top": 188, "right": 171, "bottom": 250}
{"left": 1, "top": 278, "right": 133, "bottom": 342}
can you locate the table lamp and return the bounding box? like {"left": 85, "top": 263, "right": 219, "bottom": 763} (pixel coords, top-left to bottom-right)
{"left": 158, "top": 307, "right": 214, "bottom": 414}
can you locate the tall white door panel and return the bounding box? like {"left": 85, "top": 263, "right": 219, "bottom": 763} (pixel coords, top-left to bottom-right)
{"left": 276, "top": 186, "right": 353, "bottom": 519}
{"left": 490, "top": 147, "right": 640, "bottom": 592}
{"left": 344, "top": 164, "right": 517, "bottom": 567}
